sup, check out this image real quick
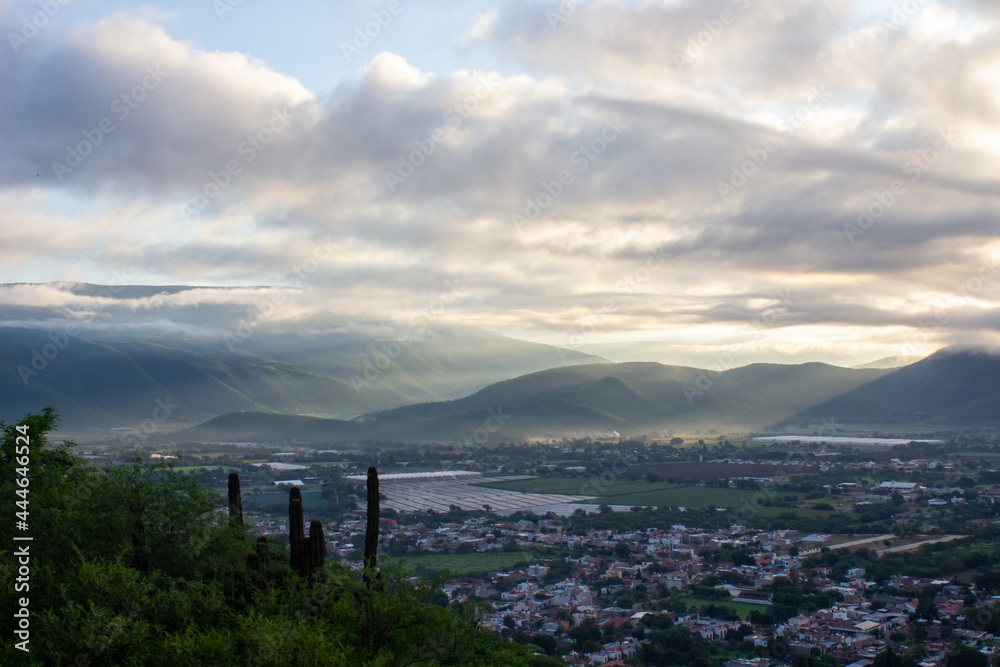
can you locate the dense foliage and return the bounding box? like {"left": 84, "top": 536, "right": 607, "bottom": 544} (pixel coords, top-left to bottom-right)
{"left": 1, "top": 409, "right": 554, "bottom": 666}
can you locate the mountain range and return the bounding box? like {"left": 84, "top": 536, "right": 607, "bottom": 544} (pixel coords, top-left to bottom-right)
{"left": 0, "top": 323, "right": 603, "bottom": 438}
{"left": 173, "top": 348, "right": 1000, "bottom": 444}
{"left": 3, "top": 283, "right": 999, "bottom": 444}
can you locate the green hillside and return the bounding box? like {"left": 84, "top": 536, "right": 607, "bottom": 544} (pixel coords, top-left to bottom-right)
{"left": 361, "top": 360, "right": 889, "bottom": 437}
{"left": 176, "top": 359, "right": 898, "bottom": 443}
{"left": 0, "top": 410, "right": 549, "bottom": 666}
{"left": 0, "top": 327, "right": 386, "bottom": 435}
{"left": 0, "top": 317, "right": 605, "bottom": 437}
{"left": 785, "top": 348, "right": 1000, "bottom": 426}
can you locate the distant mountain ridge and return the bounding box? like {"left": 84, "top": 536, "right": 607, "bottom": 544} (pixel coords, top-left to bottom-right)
{"left": 786, "top": 347, "right": 1000, "bottom": 426}
{"left": 174, "top": 359, "right": 891, "bottom": 443}
{"left": 175, "top": 348, "right": 1000, "bottom": 443}
{"left": 0, "top": 321, "right": 604, "bottom": 437}
{"left": 851, "top": 355, "right": 922, "bottom": 370}
{"left": 0, "top": 327, "right": 374, "bottom": 434}
{"left": 5, "top": 284, "right": 999, "bottom": 443}
{"left": 350, "top": 360, "right": 892, "bottom": 439}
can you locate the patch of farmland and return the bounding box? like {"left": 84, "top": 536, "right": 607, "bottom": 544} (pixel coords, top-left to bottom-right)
{"left": 678, "top": 597, "right": 761, "bottom": 620}
{"left": 578, "top": 486, "right": 760, "bottom": 508}
{"left": 478, "top": 477, "right": 760, "bottom": 508}
{"left": 476, "top": 478, "right": 675, "bottom": 497}
{"left": 394, "top": 551, "right": 533, "bottom": 577}
{"left": 633, "top": 461, "right": 801, "bottom": 479}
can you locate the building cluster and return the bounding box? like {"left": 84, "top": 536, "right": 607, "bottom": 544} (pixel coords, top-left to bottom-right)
{"left": 196, "top": 447, "right": 1000, "bottom": 666}
{"left": 240, "top": 511, "right": 998, "bottom": 665}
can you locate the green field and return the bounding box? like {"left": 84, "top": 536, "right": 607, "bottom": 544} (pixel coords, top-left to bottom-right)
{"left": 477, "top": 477, "right": 604, "bottom": 495}
{"left": 955, "top": 451, "right": 1000, "bottom": 458}
{"left": 173, "top": 465, "right": 244, "bottom": 473}
{"left": 243, "top": 489, "right": 326, "bottom": 511}
{"left": 678, "top": 597, "right": 762, "bottom": 620}
{"left": 394, "top": 551, "right": 532, "bottom": 576}
{"left": 581, "top": 486, "right": 760, "bottom": 508}
{"left": 476, "top": 478, "right": 760, "bottom": 508}
{"left": 749, "top": 505, "right": 835, "bottom": 520}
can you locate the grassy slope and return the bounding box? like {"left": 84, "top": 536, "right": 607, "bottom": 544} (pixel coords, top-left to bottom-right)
{"left": 787, "top": 348, "right": 1000, "bottom": 425}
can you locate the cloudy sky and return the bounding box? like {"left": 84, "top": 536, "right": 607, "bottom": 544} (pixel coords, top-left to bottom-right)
{"left": 2, "top": 0, "right": 999, "bottom": 368}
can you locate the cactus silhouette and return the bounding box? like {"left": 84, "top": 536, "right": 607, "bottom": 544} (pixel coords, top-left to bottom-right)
{"left": 228, "top": 472, "right": 243, "bottom": 526}
{"left": 363, "top": 466, "right": 379, "bottom": 586}
{"left": 308, "top": 519, "right": 325, "bottom": 573}
{"left": 289, "top": 487, "right": 307, "bottom": 576}
{"left": 288, "top": 486, "right": 325, "bottom": 578}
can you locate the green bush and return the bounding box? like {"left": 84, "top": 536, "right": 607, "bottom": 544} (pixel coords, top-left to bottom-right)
{"left": 0, "top": 409, "right": 546, "bottom": 666}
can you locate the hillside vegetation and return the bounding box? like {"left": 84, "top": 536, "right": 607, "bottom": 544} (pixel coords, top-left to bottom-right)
{"left": 0, "top": 409, "right": 555, "bottom": 666}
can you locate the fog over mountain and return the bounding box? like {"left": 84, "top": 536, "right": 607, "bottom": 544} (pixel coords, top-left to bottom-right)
{"left": 173, "top": 347, "right": 1000, "bottom": 444}
{"left": 0, "top": 282, "right": 603, "bottom": 437}
{"left": 4, "top": 283, "right": 999, "bottom": 442}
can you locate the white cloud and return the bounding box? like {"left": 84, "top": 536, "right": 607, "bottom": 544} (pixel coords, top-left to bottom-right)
{"left": 1, "top": 2, "right": 999, "bottom": 367}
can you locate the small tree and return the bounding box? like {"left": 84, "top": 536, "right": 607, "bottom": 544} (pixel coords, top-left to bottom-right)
{"left": 873, "top": 646, "right": 904, "bottom": 667}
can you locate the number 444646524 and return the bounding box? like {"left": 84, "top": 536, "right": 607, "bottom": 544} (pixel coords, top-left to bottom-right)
{"left": 15, "top": 424, "right": 30, "bottom": 526}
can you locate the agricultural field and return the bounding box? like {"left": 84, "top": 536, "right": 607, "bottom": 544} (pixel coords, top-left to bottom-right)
{"left": 477, "top": 478, "right": 761, "bottom": 508}
{"left": 243, "top": 489, "right": 326, "bottom": 512}
{"left": 172, "top": 465, "right": 244, "bottom": 474}
{"left": 677, "top": 597, "right": 762, "bottom": 620}
{"left": 580, "top": 486, "right": 762, "bottom": 509}
{"left": 749, "top": 505, "right": 834, "bottom": 520}
{"left": 392, "top": 551, "right": 533, "bottom": 577}
{"left": 478, "top": 477, "right": 634, "bottom": 496}
{"left": 634, "top": 462, "right": 797, "bottom": 480}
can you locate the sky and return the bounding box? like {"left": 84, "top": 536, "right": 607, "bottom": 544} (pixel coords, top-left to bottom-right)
{"left": 1, "top": 0, "right": 999, "bottom": 369}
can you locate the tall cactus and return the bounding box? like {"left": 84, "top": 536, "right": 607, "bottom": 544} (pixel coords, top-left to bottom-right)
{"left": 289, "top": 486, "right": 307, "bottom": 576}
{"left": 308, "top": 519, "right": 326, "bottom": 573}
{"left": 363, "top": 466, "right": 380, "bottom": 585}
{"left": 288, "top": 487, "right": 325, "bottom": 578}
{"left": 228, "top": 472, "right": 244, "bottom": 526}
